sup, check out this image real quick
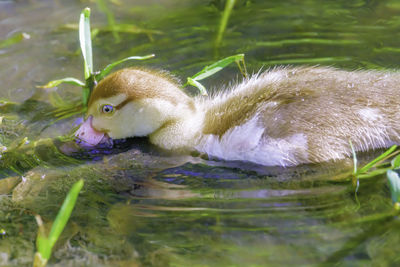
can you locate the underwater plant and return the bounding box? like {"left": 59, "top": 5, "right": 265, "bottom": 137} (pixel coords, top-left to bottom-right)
{"left": 33, "top": 179, "right": 84, "bottom": 267}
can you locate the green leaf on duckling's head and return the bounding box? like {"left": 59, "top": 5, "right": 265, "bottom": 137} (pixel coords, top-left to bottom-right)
{"left": 186, "top": 77, "right": 208, "bottom": 96}
{"left": 79, "top": 8, "right": 93, "bottom": 80}
{"left": 37, "top": 77, "right": 85, "bottom": 89}
{"left": 387, "top": 170, "right": 400, "bottom": 204}
{"left": 96, "top": 54, "right": 155, "bottom": 81}
{"left": 190, "top": 54, "right": 244, "bottom": 81}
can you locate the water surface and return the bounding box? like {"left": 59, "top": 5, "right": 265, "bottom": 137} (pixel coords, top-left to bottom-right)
{"left": 0, "top": 0, "right": 400, "bottom": 266}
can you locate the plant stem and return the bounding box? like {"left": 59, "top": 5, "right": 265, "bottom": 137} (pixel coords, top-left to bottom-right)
{"left": 215, "top": 0, "right": 236, "bottom": 49}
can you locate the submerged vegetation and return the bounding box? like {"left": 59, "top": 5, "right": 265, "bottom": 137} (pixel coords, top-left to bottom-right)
{"left": 0, "top": 32, "right": 30, "bottom": 49}
{"left": 349, "top": 143, "right": 400, "bottom": 209}
{"left": 34, "top": 179, "right": 84, "bottom": 267}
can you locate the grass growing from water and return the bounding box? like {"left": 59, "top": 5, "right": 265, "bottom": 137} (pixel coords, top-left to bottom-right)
{"left": 33, "top": 179, "right": 84, "bottom": 267}
{"left": 41, "top": 7, "right": 247, "bottom": 108}
{"left": 349, "top": 142, "right": 400, "bottom": 208}
{"left": 215, "top": 0, "right": 236, "bottom": 49}
{"left": 39, "top": 8, "right": 154, "bottom": 110}
{"left": 0, "top": 7, "right": 249, "bottom": 178}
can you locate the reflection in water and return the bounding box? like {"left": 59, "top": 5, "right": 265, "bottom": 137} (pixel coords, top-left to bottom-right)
{"left": 0, "top": 0, "right": 400, "bottom": 266}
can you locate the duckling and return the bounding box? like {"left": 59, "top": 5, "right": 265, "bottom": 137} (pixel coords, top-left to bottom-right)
{"left": 75, "top": 66, "right": 400, "bottom": 167}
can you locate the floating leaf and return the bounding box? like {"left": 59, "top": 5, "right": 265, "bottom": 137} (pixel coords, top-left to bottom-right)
{"left": 37, "top": 77, "right": 85, "bottom": 89}
{"left": 97, "top": 54, "right": 155, "bottom": 81}
{"left": 79, "top": 8, "right": 93, "bottom": 79}
{"left": 186, "top": 77, "right": 208, "bottom": 96}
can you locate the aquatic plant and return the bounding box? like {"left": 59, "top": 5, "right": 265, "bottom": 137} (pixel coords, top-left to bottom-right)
{"left": 0, "top": 7, "right": 249, "bottom": 179}
{"left": 39, "top": 8, "right": 154, "bottom": 109}
{"left": 351, "top": 143, "right": 398, "bottom": 179}
{"left": 387, "top": 170, "right": 400, "bottom": 208}
{"left": 215, "top": 0, "right": 236, "bottom": 49}
{"left": 61, "top": 0, "right": 162, "bottom": 43}
{"left": 41, "top": 7, "right": 247, "bottom": 109}
{"left": 0, "top": 32, "right": 30, "bottom": 49}
{"left": 386, "top": 153, "right": 400, "bottom": 209}
{"left": 185, "top": 53, "right": 247, "bottom": 95}
{"left": 33, "top": 179, "right": 84, "bottom": 267}
{"left": 349, "top": 141, "right": 400, "bottom": 208}
{"left": 95, "top": 0, "right": 120, "bottom": 42}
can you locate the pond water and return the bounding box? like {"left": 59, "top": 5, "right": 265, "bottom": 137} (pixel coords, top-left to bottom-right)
{"left": 1, "top": 0, "right": 400, "bottom": 266}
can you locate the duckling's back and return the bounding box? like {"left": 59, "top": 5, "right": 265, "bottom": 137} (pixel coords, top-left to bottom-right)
{"left": 196, "top": 66, "right": 400, "bottom": 166}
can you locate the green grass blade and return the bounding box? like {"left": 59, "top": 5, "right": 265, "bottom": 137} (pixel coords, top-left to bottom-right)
{"left": 0, "top": 32, "right": 30, "bottom": 49}
{"left": 190, "top": 54, "right": 244, "bottom": 81}
{"left": 82, "top": 87, "right": 90, "bottom": 108}
{"left": 215, "top": 0, "right": 236, "bottom": 48}
{"left": 358, "top": 145, "right": 397, "bottom": 174}
{"left": 79, "top": 8, "right": 93, "bottom": 79}
{"left": 35, "top": 215, "right": 51, "bottom": 261}
{"left": 97, "top": 54, "right": 155, "bottom": 80}
{"left": 186, "top": 78, "right": 208, "bottom": 96}
{"left": 387, "top": 170, "right": 400, "bottom": 203}
{"left": 37, "top": 77, "right": 85, "bottom": 89}
{"left": 47, "top": 179, "right": 84, "bottom": 250}
{"left": 357, "top": 167, "right": 392, "bottom": 179}
{"left": 392, "top": 154, "right": 400, "bottom": 169}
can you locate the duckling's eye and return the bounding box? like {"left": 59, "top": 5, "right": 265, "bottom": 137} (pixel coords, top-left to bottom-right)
{"left": 101, "top": 104, "right": 114, "bottom": 114}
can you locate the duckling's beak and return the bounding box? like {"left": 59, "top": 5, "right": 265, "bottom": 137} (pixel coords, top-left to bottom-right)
{"left": 75, "top": 115, "right": 106, "bottom": 146}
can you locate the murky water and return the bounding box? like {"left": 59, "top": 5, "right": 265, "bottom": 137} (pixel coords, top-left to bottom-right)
{"left": 1, "top": 0, "right": 400, "bottom": 266}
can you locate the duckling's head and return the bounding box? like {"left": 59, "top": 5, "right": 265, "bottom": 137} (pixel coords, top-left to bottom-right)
{"left": 75, "top": 68, "right": 195, "bottom": 146}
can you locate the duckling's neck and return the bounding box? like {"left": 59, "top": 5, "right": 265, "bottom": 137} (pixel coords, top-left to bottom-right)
{"left": 148, "top": 99, "right": 205, "bottom": 151}
{"left": 148, "top": 81, "right": 262, "bottom": 152}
